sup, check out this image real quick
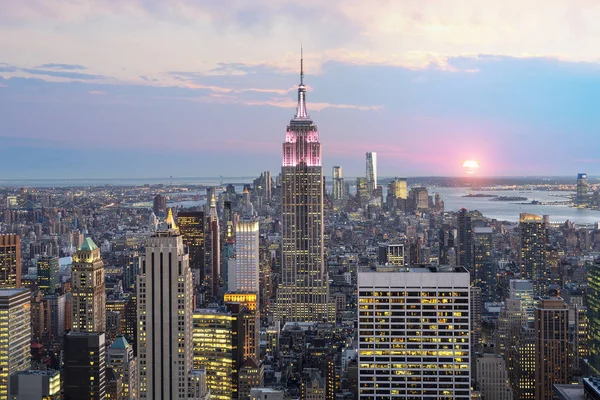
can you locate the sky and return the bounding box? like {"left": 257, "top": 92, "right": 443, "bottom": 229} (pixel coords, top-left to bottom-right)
{"left": 2, "top": 0, "right": 600, "bottom": 179}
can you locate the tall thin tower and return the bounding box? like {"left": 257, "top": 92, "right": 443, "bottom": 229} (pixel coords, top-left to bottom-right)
{"left": 276, "top": 50, "right": 330, "bottom": 322}
{"left": 365, "top": 152, "right": 377, "bottom": 194}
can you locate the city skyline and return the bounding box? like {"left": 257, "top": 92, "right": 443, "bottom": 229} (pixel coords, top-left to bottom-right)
{"left": 3, "top": 1, "right": 600, "bottom": 178}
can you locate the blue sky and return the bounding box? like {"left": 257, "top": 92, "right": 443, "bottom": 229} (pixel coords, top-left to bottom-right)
{"left": 2, "top": 0, "right": 600, "bottom": 178}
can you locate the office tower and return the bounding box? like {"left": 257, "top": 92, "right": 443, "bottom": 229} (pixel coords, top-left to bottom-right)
{"left": 457, "top": 208, "right": 473, "bottom": 276}
{"left": 535, "top": 297, "right": 570, "bottom": 400}
{"left": 238, "top": 359, "right": 264, "bottom": 400}
{"left": 572, "top": 304, "right": 589, "bottom": 375}
{"left": 0, "top": 234, "right": 21, "bottom": 288}
{"left": 205, "top": 195, "right": 221, "bottom": 298}
{"left": 36, "top": 255, "right": 59, "bottom": 295}
{"left": 519, "top": 213, "right": 547, "bottom": 296}
{"left": 510, "top": 323, "right": 535, "bottom": 399}
{"left": 276, "top": 55, "right": 329, "bottom": 323}
{"left": 152, "top": 194, "right": 167, "bottom": 216}
{"left": 63, "top": 332, "right": 106, "bottom": 400}
{"left": 475, "top": 354, "right": 512, "bottom": 400}
{"left": 588, "top": 260, "right": 600, "bottom": 373}
{"left": 439, "top": 225, "right": 456, "bottom": 265}
{"left": 0, "top": 289, "right": 30, "bottom": 400}
{"left": 253, "top": 171, "right": 272, "bottom": 204}
{"left": 177, "top": 211, "right": 205, "bottom": 287}
{"left": 229, "top": 220, "right": 259, "bottom": 294}
{"left": 509, "top": 279, "right": 535, "bottom": 315}
{"left": 71, "top": 237, "right": 106, "bottom": 333}
{"left": 188, "top": 369, "right": 210, "bottom": 400}
{"left": 193, "top": 306, "right": 245, "bottom": 400}
{"left": 108, "top": 335, "right": 138, "bottom": 400}
{"left": 496, "top": 298, "right": 528, "bottom": 363}
{"left": 137, "top": 214, "right": 194, "bottom": 399}
{"left": 45, "top": 294, "right": 66, "bottom": 341}
{"left": 473, "top": 227, "right": 494, "bottom": 298}
{"left": 377, "top": 243, "right": 405, "bottom": 266}
{"left": 389, "top": 178, "right": 408, "bottom": 200}
{"left": 332, "top": 166, "right": 344, "bottom": 201}
{"left": 408, "top": 187, "right": 428, "bottom": 211}
{"left": 9, "top": 370, "right": 61, "bottom": 400}
{"left": 577, "top": 173, "right": 589, "bottom": 204}
{"left": 224, "top": 292, "right": 260, "bottom": 361}
{"left": 357, "top": 265, "right": 471, "bottom": 399}
{"left": 471, "top": 286, "right": 483, "bottom": 357}
{"left": 106, "top": 367, "right": 122, "bottom": 400}
{"left": 365, "top": 152, "right": 377, "bottom": 194}
{"left": 123, "top": 252, "right": 140, "bottom": 291}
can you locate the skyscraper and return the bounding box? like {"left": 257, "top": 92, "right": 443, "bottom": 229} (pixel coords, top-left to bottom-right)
{"left": 137, "top": 213, "right": 194, "bottom": 399}
{"left": 519, "top": 213, "right": 547, "bottom": 296}
{"left": 63, "top": 332, "right": 106, "bottom": 400}
{"left": 206, "top": 195, "right": 221, "bottom": 298}
{"left": 365, "top": 152, "right": 377, "bottom": 194}
{"left": 457, "top": 208, "right": 473, "bottom": 277}
{"left": 229, "top": 219, "right": 259, "bottom": 294}
{"left": 276, "top": 54, "right": 329, "bottom": 323}
{"left": 332, "top": 166, "right": 344, "bottom": 201}
{"left": 177, "top": 210, "right": 205, "bottom": 287}
{"left": 473, "top": 227, "right": 494, "bottom": 298}
{"left": 71, "top": 237, "right": 106, "bottom": 333}
{"left": 588, "top": 260, "right": 600, "bottom": 373}
{"left": 0, "top": 289, "right": 30, "bottom": 400}
{"left": 0, "top": 234, "right": 21, "bottom": 288}
{"left": 108, "top": 335, "right": 138, "bottom": 400}
{"left": 577, "top": 173, "right": 589, "bottom": 205}
{"left": 357, "top": 265, "right": 471, "bottom": 399}
{"left": 534, "top": 297, "right": 570, "bottom": 400}
{"left": 153, "top": 194, "right": 167, "bottom": 217}
{"left": 224, "top": 292, "right": 260, "bottom": 362}
{"left": 36, "top": 255, "right": 59, "bottom": 295}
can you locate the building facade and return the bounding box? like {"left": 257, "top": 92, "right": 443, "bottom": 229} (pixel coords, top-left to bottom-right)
{"left": 276, "top": 58, "right": 329, "bottom": 323}
{"left": 519, "top": 213, "right": 547, "bottom": 296}
{"left": 365, "top": 152, "right": 377, "bottom": 195}
{"left": 332, "top": 166, "right": 344, "bottom": 201}
{"left": 63, "top": 332, "right": 106, "bottom": 400}
{"left": 358, "top": 266, "right": 471, "bottom": 399}
{"left": 177, "top": 211, "right": 205, "bottom": 287}
{"left": 229, "top": 220, "right": 259, "bottom": 295}
{"left": 0, "top": 234, "right": 20, "bottom": 288}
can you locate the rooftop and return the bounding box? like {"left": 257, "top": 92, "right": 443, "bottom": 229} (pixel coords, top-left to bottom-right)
{"left": 78, "top": 237, "right": 98, "bottom": 251}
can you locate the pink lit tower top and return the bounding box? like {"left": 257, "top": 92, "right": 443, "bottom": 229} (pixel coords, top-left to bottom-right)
{"left": 277, "top": 50, "right": 331, "bottom": 323}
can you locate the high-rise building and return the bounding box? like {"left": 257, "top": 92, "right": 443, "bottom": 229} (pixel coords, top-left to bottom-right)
{"left": 229, "top": 220, "right": 259, "bottom": 295}
{"left": 357, "top": 265, "right": 471, "bottom": 399}
{"left": 224, "top": 292, "right": 260, "bottom": 361}
{"left": 137, "top": 213, "right": 194, "bottom": 399}
{"left": 365, "top": 152, "right": 377, "bottom": 194}
{"left": 377, "top": 243, "right": 405, "bottom": 266}
{"left": 71, "top": 237, "right": 106, "bottom": 333}
{"left": 510, "top": 322, "right": 535, "bottom": 399}
{"left": 0, "top": 289, "right": 30, "bottom": 400}
{"left": 588, "top": 260, "right": 600, "bottom": 373}
{"left": 108, "top": 335, "right": 138, "bottom": 400}
{"left": 475, "top": 354, "right": 512, "bottom": 400}
{"left": 332, "top": 166, "right": 344, "bottom": 201}
{"left": 457, "top": 208, "right": 473, "bottom": 277}
{"left": 193, "top": 306, "right": 245, "bottom": 400}
{"left": 177, "top": 210, "right": 205, "bottom": 287}
{"left": 205, "top": 196, "right": 221, "bottom": 298}
{"left": 473, "top": 227, "right": 494, "bottom": 298}
{"left": 471, "top": 286, "right": 483, "bottom": 357}
{"left": 439, "top": 225, "right": 456, "bottom": 265}
{"left": 152, "top": 194, "right": 167, "bottom": 217}
{"left": 408, "top": 187, "right": 428, "bottom": 211}
{"left": 238, "top": 358, "right": 264, "bottom": 400}
{"left": 519, "top": 213, "right": 547, "bottom": 296}
{"left": 45, "top": 294, "right": 66, "bottom": 341}
{"left": 388, "top": 178, "right": 407, "bottom": 200}
{"left": 36, "top": 255, "right": 59, "bottom": 295}
{"left": 63, "top": 332, "right": 106, "bottom": 400}
{"left": 509, "top": 279, "right": 535, "bottom": 318}
{"left": 577, "top": 173, "right": 589, "bottom": 205}
{"left": 276, "top": 55, "right": 329, "bottom": 323}
{"left": 9, "top": 370, "right": 61, "bottom": 400}
{"left": 0, "top": 234, "right": 21, "bottom": 288}
{"left": 535, "top": 297, "right": 570, "bottom": 400}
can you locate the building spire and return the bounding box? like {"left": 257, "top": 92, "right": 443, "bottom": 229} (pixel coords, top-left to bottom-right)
{"left": 294, "top": 45, "right": 309, "bottom": 120}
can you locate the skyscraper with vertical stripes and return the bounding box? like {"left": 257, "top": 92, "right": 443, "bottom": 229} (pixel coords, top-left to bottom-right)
{"left": 276, "top": 53, "right": 330, "bottom": 323}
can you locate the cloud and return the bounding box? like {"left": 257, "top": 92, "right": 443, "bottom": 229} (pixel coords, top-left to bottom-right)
{"left": 20, "top": 68, "right": 103, "bottom": 80}
{"left": 0, "top": 83, "right": 7, "bottom": 88}
{"left": 88, "top": 90, "right": 105, "bottom": 95}
{"left": 37, "top": 63, "right": 86, "bottom": 70}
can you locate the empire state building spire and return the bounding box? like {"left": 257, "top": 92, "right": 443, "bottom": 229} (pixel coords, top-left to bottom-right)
{"left": 294, "top": 46, "right": 309, "bottom": 120}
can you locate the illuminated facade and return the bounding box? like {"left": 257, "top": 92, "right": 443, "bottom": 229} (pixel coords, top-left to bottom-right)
{"left": 332, "top": 166, "right": 344, "bottom": 201}
{"left": 8, "top": 370, "right": 61, "bottom": 400}
{"left": 224, "top": 292, "right": 259, "bottom": 361}
{"left": 36, "top": 255, "right": 59, "bottom": 295}
{"left": 108, "top": 335, "right": 138, "bottom": 400}
{"left": 534, "top": 297, "right": 570, "bottom": 400}
{"left": 588, "top": 260, "right": 600, "bottom": 373}
{"left": 510, "top": 323, "right": 535, "bottom": 400}
{"left": 193, "top": 306, "right": 244, "bottom": 400}
{"left": 357, "top": 266, "right": 471, "bottom": 399}
{"left": 71, "top": 237, "right": 106, "bottom": 333}
{"left": 577, "top": 173, "right": 589, "bottom": 204}
{"left": 177, "top": 211, "right": 205, "bottom": 287}
{"left": 473, "top": 227, "right": 493, "bottom": 294}
{"left": 389, "top": 178, "right": 408, "bottom": 200}
{"left": 277, "top": 56, "right": 330, "bottom": 323}
{"left": 230, "top": 220, "right": 259, "bottom": 295}
{"left": 206, "top": 195, "right": 221, "bottom": 298}
{"left": 377, "top": 243, "right": 405, "bottom": 267}
{"left": 365, "top": 152, "right": 377, "bottom": 194}
{"left": 519, "top": 213, "right": 547, "bottom": 296}
{"left": 137, "top": 213, "right": 194, "bottom": 399}
{"left": 0, "top": 234, "right": 21, "bottom": 288}
{"left": 0, "top": 289, "right": 30, "bottom": 400}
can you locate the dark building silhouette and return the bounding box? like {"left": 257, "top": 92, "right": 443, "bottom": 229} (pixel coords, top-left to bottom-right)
{"left": 64, "top": 332, "right": 106, "bottom": 400}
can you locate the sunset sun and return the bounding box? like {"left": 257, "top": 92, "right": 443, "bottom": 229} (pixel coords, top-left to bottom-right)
{"left": 462, "top": 160, "right": 480, "bottom": 174}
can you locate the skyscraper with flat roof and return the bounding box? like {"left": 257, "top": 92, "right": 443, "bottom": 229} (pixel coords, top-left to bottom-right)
{"left": 332, "top": 166, "right": 344, "bottom": 201}
{"left": 177, "top": 210, "right": 205, "bottom": 287}
{"left": 71, "top": 237, "right": 105, "bottom": 333}
{"left": 276, "top": 55, "right": 329, "bottom": 323}
{"left": 457, "top": 208, "right": 473, "bottom": 277}
{"left": 577, "top": 173, "right": 589, "bottom": 205}
{"left": 519, "top": 213, "right": 547, "bottom": 296}
{"left": 0, "top": 234, "right": 21, "bottom": 288}
{"left": 63, "top": 332, "right": 106, "bottom": 400}
{"left": 357, "top": 265, "right": 471, "bottom": 399}
{"left": 365, "top": 152, "right": 377, "bottom": 194}
{"left": 229, "top": 220, "right": 259, "bottom": 295}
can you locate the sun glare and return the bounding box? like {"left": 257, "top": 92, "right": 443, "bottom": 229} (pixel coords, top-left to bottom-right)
{"left": 462, "top": 160, "right": 480, "bottom": 174}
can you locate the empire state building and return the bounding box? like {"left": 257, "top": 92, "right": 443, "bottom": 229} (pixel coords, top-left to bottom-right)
{"left": 276, "top": 55, "right": 330, "bottom": 322}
